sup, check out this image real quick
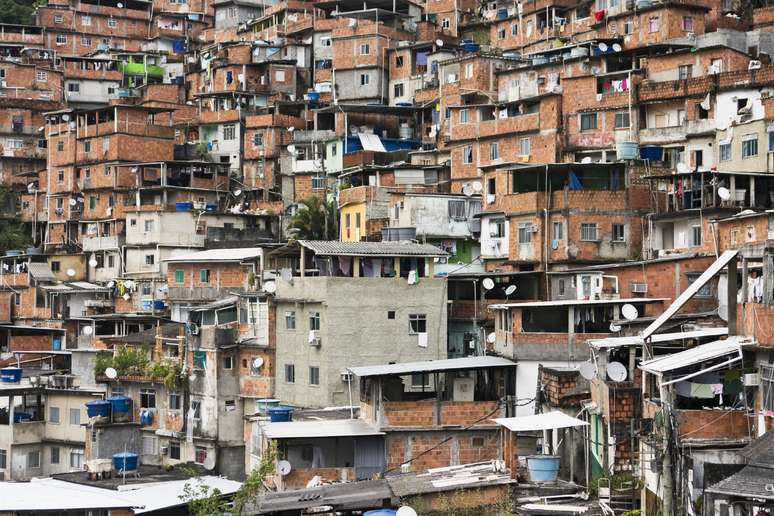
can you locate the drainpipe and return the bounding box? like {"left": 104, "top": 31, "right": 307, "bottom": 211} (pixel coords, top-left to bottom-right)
{"left": 543, "top": 164, "right": 550, "bottom": 297}
{"left": 727, "top": 255, "right": 737, "bottom": 336}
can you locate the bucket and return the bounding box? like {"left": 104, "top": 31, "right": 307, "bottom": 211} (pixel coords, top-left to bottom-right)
{"left": 1, "top": 367, "right": 22, "bottom": 383}
{"left": 616, "top": 141, "right": 638, "bottom": 160}
{"left": 113, "top": 452, "right": 139, "bottom": 472}
{"left": 268, "top": 406, "right": 294, "bottom": 422}
{"left": 526, "top": 455, "right": 561, "bottom": 483}
{"left": 86, "top": 400, "right": 112, "bottom": 418}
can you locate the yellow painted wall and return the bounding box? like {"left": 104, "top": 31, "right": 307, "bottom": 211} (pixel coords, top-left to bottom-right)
{"left": 340, "top": 203, "right": 366, "bottom": 241}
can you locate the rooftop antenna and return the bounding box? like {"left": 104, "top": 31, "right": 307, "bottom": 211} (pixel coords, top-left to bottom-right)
{"left": 263, "top": 281, "right": 277, "bottom": 294}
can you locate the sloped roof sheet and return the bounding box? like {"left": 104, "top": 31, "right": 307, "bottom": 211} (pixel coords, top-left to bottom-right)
{"left": 163, "top": 247, "right": 261, "bottom": 262}
{"left": 27, "top": 262, "right": 55, "bottom": 281}
{"left": 298, "top": 240, "right": 447, "bottom": 257}
{"left": 262, "top": 419, "right": 384, "bottom": 439}
{"left": 348, "top": 356, "right": 516, "bottom": 377}
{"left": 639, "top": 336, "right": 748, "bottom": 375}
{"left": 492, "top": 411, "right": 589, "bottom": 432}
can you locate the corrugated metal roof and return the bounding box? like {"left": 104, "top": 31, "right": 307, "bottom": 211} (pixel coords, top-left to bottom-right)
{"left": 262, "top": 419, "right": 384, "bottom": 439}
{"left": 40, "top": 282, "right": 109, "bottom": 293}
{"left": 163, "top": 247, "right": 261, "bottom": 262}
{"left": 298, "top": 240, "right": 448, "bottom": 257}
{"left": 491, "top": 298, "right": 668, "bottom": 310}
{"left": 588, "top": 327, "right": 729, "bottom": 349}
{"left": 119, "top": 476, "right": 242, "bottom": 514}
{"left": 492, "top": 411, "right": 589, "bottom": 432}
{"left": 639, "top": 336, "right": 749, "bottom": 375}
{"left": 27, "top": 262, "right": 55, "bottom": 281}
{"left": 704, "top": 465, "right": 774, "bottom": 500}
{"left": 0, "top": 478, "right": 139, "bottom": 511}
{"left": 348, "top": 356, "right": 516, "bottom": 378}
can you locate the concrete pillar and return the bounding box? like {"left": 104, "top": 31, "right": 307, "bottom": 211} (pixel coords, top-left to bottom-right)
{"left": 727, "top": 256, "right": 738, "bottom": 335}
{"left": 741, "top": 258, "right": 748, "bottom": 303}
{"left": 427, "top": 258, "right": 434, "bottom": 277}
{"left": 299, "top": 246, "right": 305, "bottom": 277}
{"left": 353, "top": 257, "right": 360, "bottom": 277}
{"left": 567, "top": 306, "right": 575, "bottom": 360}
{"left": 394, "top": 257, "right": 400, "bottom": 277}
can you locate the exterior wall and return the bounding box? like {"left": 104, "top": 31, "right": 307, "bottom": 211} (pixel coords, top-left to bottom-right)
{"left": 274, "top": 277, "right": 447, "bottom": 408}
{"left": 385, "top": 429, "right": 500, "bottom": 472}
{"left": 716, "top": 119, "right": 774, "bottom": 174}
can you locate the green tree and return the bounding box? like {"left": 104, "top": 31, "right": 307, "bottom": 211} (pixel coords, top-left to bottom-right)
{"left": 287, "top": 195, "right": 337, "bottom": 241}
{"left": 0, "top": 0, "right": 41, "bottom": 24}
{"left": 0, "top": 219, "right": 31, "bottom": 256}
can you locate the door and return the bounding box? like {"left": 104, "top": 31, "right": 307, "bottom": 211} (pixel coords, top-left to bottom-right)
{"left": 354, "top": 436, "right": 384, "bottom": 480}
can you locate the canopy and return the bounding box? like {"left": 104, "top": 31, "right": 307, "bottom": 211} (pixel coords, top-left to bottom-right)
{"left": 492, "top": 411, "right": 588, "bottom": 432}
{"left": 639, "top": 337, "right": 747, "bottom": 375}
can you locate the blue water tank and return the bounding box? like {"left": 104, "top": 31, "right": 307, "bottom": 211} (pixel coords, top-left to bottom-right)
{"left": 86, "top": 400, "right": 112, "bottom": 418}
{"left": 113, "top": 452, "right": 139, "bottom": 472}
{"left": 640, "top": 145, "right": 664, "bottom": 161}
{"left": 365, "top": 511, "right": 397, "bottom": 516}
{"left": 13, "top": 412, "right": 32, "bottom": 423}
{"left": 1, "top": 367, "right": 22, "bottom": 383}
{"left": 175, "top": 202, "right": 194, "bottom": 211}
{"left": 139, "top": 410, "right": 153, "bottom": 427}
{"left": 526, "top": 455, "right": 561, "bottom": 483}
{"left": 306, "top": 91, "right": 320, "bottom": 102}
{"left": 52, "top": 338, "right": 62, "bottom": 351}
{"left": 107, "top": 395, "right": 132, "bottom": 416}
{"left": 497, "top": 7, "right": 508, "bottom": 19}
{"left": 153, "top": 300, "right": 166, "bottom": 310}
{"left": 268, "top": 406, "right": 294, "bottom": 422}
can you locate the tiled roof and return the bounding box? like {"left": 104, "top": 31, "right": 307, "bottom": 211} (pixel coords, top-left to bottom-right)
{"left": 298, "top": 240, "right": 447, "bottom": 257}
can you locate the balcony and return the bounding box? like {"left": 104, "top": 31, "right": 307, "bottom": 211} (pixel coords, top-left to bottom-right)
{"left": 81, "top": 234, "right": 124, "bottom": 251}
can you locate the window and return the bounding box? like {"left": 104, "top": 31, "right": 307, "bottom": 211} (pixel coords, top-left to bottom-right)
{"left": 394, "top": 83, "right": 404, "bottom": 98}
{"left": 145, "top": 254, "right": 155, "bottom": 265}
{"left": 28, "top": 451, "right": 40, "bottom": 469}
{"left": 360, "top": 73, "right": 370, "bottom": 86}
{"left": 320, "top": 36, "right": 332, "bottom": 46}
{"left": 519, "top": 137, "right": 530, "bottom": 155}
{"left": 769, "top": 131, "right": 774, "bottom": 152}
{"left": 691, "top": 224, "right": 702, "bottom": 246}
{"left": 762, "top": 365, "right": 774, "bottom": 412}
{"left": 463, "top": 145, "right": 473, "bottom": 164}
{"left": 252, "top": 132, "right": 263, "bottom": 147}
{"left": 51, "top": 261, "right": 61, "bottom": 273}
{"left": 648, "top": 16, "right": 660, "bottom": 33}
{"left": 309, "top": 366, "right": 320, "bottom": 385}
{"left": 195, "top": 447, "right": 207, "bottom": 465}
{"left": 81, "top": 35, "right": 91, "bottom": 46}
{"left": 223, "top": 124, "right": 236, "bottom": 140}
{"left": 309, "top": 312, "right": 320, "bottom": 331}
{"left": 408, "top": 314, "right": 427, "bottom": 334}
{"left": 442, "top": 17, "right": 450, "bottom": 29}
{"left": 580, "top": 113, "right": 597, "bottom": 131}
{"left": 36, "top": 70, "right": 48, "bottom": 82}
{"left": 200, "top": 269, "right": 210, "bottom": 283}
{"left": 81, "top": 15, "right": 91, "bottom": 25}
{"left": 57, "top": 170, "right": 65, "bottom": 183}
{"left": 678, "top": 65, "right": 693, "bottom": 80}
{"left": 193, "top": 351, "right": 206, "bottom": 369}
{"left": 57, "top": 141, "right": 64, "bottom": 152}
{"left": 144, "top": 219, "right": 154, "bottom": 232}
{"left": 464, "top": 63, "right": 473, "bottom": 79}
{"left": 448, "top": 200, "right": 466, "bottom": 220}
{"left": 497, "top": 28, "right": 505, "bottom": 39}
{"left": 489, "top": 142, "right": 499, "bottom": 161}
{"left": 107, "top": 17, "right": 117, "bottom": 28}
{"left": 511, "top": 23, "right": 518, "bottom": 35}
{"left": 581, "top": 223, "right": 598, "bottom": 241}
{"left": 70, "top": 449, "right": 83, "bottom": 469}
{"left": 742, "top": 135, "right": 758, "bottom": 158}
{"left": 165, "top": 390, "right": 181, "bottom": 411}
{"left": 460, "top": 109, "right": 469, "bottom": 123}
{"left": 49, "top": 406, "right": 60, "bottom": 424}
{"left": 395, "top": 56, "right": 404, "bottom": 67}
{"left": 720, "top": 142, "right": 731, "bottom": 161}
{"left": 0, "top": 449, "right": 5, "bottom": 469}
{"left": 687, "top": 272, "right": 711, "bottom": 297}
{"left": 69, "top": 408, "right": 81, "bottom": 425}
{"left": 285, "top": 364, "right": 295, "bottom": 383}
{"left": 411, "top": 373, "right": 428, "bottom": 387}
{"left": 518, "top": 223, "right": 531, "bottom": 244}
{"left": 56, "top": 34, "right": 67, "bottom": 45}
{"left": 285, "top": 310, "right": 296, "bottom": 330}
{"left": 274, "top": 69, "right": 285, "bottom": 82}
{"left": 54, "top": 14, "right": 63, "bottom": 23}
{"left": 312, "top": 175, "right": 325, "bottom": 190}
{"left": 170, "top": 441, "right": 181, "bottom": 460}
{"left": 359, "top": 43, "right": 370, "bottom": 55}
{"left": 140, "top": 388, "right": 156, "bottom": 409}
{"left": 174, "top": 269, "right": 185, "bottom": 284}
{"left": 681, "top": 16, "right": 694, "bottom": 31}
{"left": 387, "top": 310, "right": 396, "bottom": 319}
{"left": 51, "top": 446, "right": 60, "bottom": 464}
{"left": 614, "top": 112, "right": 630, "bottom": 129}
{"left": 612, "top": 223, "right": 625, "bottom": 242}
{"left": 490, "top": 219, "right": 505, "bottom": 238}
{"left": 223, "top": 355, "right": 233, "bottom": 370}
{"left": 67, "top": 82, "right": 80, "bottom": 93}
{"left": 553, "top": 221, "right": 563, "bottom": 241}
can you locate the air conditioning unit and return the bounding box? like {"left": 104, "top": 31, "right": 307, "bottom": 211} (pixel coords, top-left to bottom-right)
{"left": 308, "top": 330, "right": 321, "bottom": 346}
{"left": 340, "top": 371, "right": 353, "bottom": 382}
{"left": 749, "top": 60, "right": 762, "bottom": 70}
{"left": 529, "top": 224, "right": 539, "bottom": 233}
{"left": 744, "top": 373, "right": 760, "bottom": 386}
{"left": 632, "top": 283, "right": 648, "bottom": 293}
{"left": 160, "top": 445, "right": 169, "bottom": 455}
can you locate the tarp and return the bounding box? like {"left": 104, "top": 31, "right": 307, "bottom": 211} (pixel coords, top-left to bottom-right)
{"left": 492, "top": 411, "right": 588, "bottom": 432}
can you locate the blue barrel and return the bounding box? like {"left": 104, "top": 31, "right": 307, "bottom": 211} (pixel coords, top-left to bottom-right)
{"left": 113, "top": 452, "right": 139, "bottom": 472}
{"left": 526, "top": 455, "right": 561, "bottom": 482}
{"left": 86, "top": 400, "right": 112, "bottom": 418}
{"left": 497, "top": 7, "right": 507, "bottom": 19}
{"left": 13, "top": 412, "right": 32, "bottom": 423}
{"left": 268, "top": 406, "right": 294, "bottom": 422}
{"left": 1, "top": 367, "right": 22, "bottom": 383}
{"left": 175, "top": 202, "right": 193, "bottom": 211}
{"left": 52, "top": 338, "right": 62, "bottom": 351}
{"left": 640, "top": 145, "right": 664, "bottom": 161}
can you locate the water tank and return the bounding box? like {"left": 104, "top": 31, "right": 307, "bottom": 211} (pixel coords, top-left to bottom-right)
{"left": 640, "top": 145, "right": 664, "bottom": 161}
{"left": 256, "top": 398, "right": 281, "bottom": 415}
{"left": 1, "top": 367, "right": 22, "bottom": 383}
{"left": 86, "top": 400, "right": 112, "bottom": 419}
{"left": 52, "top": 338, "right": 62, "bottom": 351}
{"left": 107, "top": 396, "right": 132, "bottom": 422}
{"left": 13, "top": 412, "right": 33, "bottom": 423}
{"left": 113, "top": 452, "right": 139, "bottom": 472}
{"left": 616, "top": 141, "right": 638, "bottom": 160}
{"left": 526, "top": 455, "right": 561, "bottom": 483}
{"left": 175, "top": 202, "right": 194, "bottom": 211}
{"left": 268, "top": 406, "right": 294, "bottom": 422}
{"left": 398, "top": 124, "right": 413, "bottom": 140}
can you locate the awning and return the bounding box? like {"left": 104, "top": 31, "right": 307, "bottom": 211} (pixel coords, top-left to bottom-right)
{"left": 589, "top": 327, "right": 728, "bottom": 349}
{"left": 639, "top": 336, "right": 750, "bottom": 386}
{"left": 492, "top": 411, "right": 589, "bottom": 432}
{"left": 262, "top": 419, "right": 384, "bottom": 439}
{"left": 358, "top": 133, "right": 387, "bottom": 152}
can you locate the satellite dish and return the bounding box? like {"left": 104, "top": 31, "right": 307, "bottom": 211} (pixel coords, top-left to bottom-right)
{"left": 234, "top": 189, "right": 243, "bottom": 197}
{"left": 472, "top": 180, "right": 483, "bottom": 193}
{"left": 123, "top": 293, "right": 131, "bottom": 301}
{"left": 487, "top": 332, "right": 496, "bottom": 344}
{"left": 482, "top": 277, "right": 495, "bottom": 290}
{"left": 718, "top": 187, "right": 731, "bottom": 201}
{"left": 252, "top": 357, "right": 264, "bottom": 369}
{"left": 505, "top": 285, "right": 517, "bottom": 296}
{"left": 117, "top": 2, "right": 123, "bottom": 7}
{"left": 598, "top": 42, "right": 608, "bottom": 52}
{"left": 609, "top": 322, "right": 622, "bottom": 332}
{"left": 27, "top": 183, "right": 36, "bottom": 193}
{"left": 462, "top": 183, "right": 474, "bottom": 197}
{"left": 288, "top": 126, "right": 295, "bottom": 132}
{"left": 69, "top": 198, "right": 77, "bottom": 206}
{"left": 88, "top": 257, "right": 98, "bottom": 267}
{"left": 131, "top": 167, "right": 138, "bottom": 173}
{"left": 277, "top": 460, "right": 292, "bottom": 475}
{"left": 62, "top": 114, "right": 70, "bottom": 121}
{"left": 677, "top": 162, "right": 689, "bottom": 174}
{"left": 287, "top": 144, "right": 296, "bottom": 155}
{"left": 621, "top": 304, "right": 638, "bottom": 321}
{"left": 579, "top": 361, "right": 597, "bottom": 381}
{"left": 606, "top": 361, "right": 628, "bottom": 382}
{"left": 82, "top": 325, "right": 94, "bottom": 336}
{"left": 263, "top": 281, "right": 277, "bottom": 294}
{"left": 203, "top": 454, "right": 216, "bottom": 471}
{"left": 612, "top": 43, "right": 622, "bottom": 52}
{"left": 436, "top": 39, "right": 444, "bottom": 47}
{"left": 581, "top": 156, "right": 593, "bottom": 164}
{"left": 397, "top": 507, "right": 418, "bottom": 516}
{"left": 66, "top": 268, "right": 76, "bottom": 277}
{"left": 105, "top": 367, "right": 117, "bottom": 379}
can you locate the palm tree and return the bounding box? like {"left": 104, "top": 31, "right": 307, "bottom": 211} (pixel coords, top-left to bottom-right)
{"left": 287, "top": 195, "right": 337, "bottom": 240}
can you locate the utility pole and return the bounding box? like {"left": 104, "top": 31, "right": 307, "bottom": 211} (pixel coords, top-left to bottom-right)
{"left": 660, "top": 385, "right": 674, "bottom": 516}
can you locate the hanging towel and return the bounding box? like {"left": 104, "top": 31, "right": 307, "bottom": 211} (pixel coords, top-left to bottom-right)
{"left": 700, "top": 93, "right": 711, "bottom": 111}
{"left": 417, "top": 332, "right": 428, "bottom": 348}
